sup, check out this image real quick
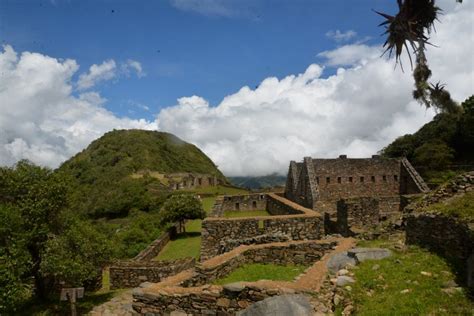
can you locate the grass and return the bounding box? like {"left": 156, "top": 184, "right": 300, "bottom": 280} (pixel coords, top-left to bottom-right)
{"left": 155, "top": 218, "right": 202, "bottom": 260}
{"left": 421, "top": 190, "right": 474, "bottom": 220}
{"left": 213, "top": 263, "right": 307, "bottom": 285}
{"left": 201, "top": 196, "right": 217, "bottom": 214}
{"left": 346, "top": 240, "right": 474, "bottom": 315}
{"left": 224, "top": 209, "right": 270, "bottom": 218}
{"left": 183, "top": 185, "right": 249, "bottom": 196}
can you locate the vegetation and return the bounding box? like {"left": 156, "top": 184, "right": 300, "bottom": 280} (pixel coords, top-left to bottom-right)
{"left": 213, "top": 263, "right": 307, "bottom": 285}
{"left": 420, "top": 191, "right": 474, "bottom": 220}
{"left": 0, "top": 161, "right": 112, "bottom": 313}
{"left": 375, "top": 0, "right": 461, "bottom": 113}
{"left": 228, "top": 173, "right": 286, "bottom": 190}
{"left": 347, "top": 240, "right": 473, "bottom": 315}
{"left": 159, "top": 194, "right": 205, "bottom": 233}
{"left": 59, "top": 130, "right": 226, "bottom": 218}
{"left": 155, "top": 219, "right": 202, "bottom": 261}
{"left": 381, "top": 96, "right": 474, "bottom": 185}
{"left": 224, "top": 210, "right": 270, "bottom": 218}
{"left": 183, "top": 184, "right": 248, "bottom": 196}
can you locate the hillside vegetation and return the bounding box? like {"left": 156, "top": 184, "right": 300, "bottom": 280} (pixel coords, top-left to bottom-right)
{"left": 382, "top": 96, "right": 474, "bottom": 186}
{"left": 228, "top": 173, "right": 286, "bottom": 190}
{"left": 59, "top": 129, "right": 226, "bottom": 218}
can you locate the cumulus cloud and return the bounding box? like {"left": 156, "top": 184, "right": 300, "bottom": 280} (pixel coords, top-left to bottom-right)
{"left": 122, "top": 59, "right": 145, "bottom": 78}
{"left": 0, "top": 45, "right": 156, "bottom": 168}
{"left": 77, "top": 59, "right": 117, "bottom": 90}
{"left": 326, "top": 30, "right": 357, "bottom": 42}
{"left": 156, "top": 1, "right": 473, "bottom": 176}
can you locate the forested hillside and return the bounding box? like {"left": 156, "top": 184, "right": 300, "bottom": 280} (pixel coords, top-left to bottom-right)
{"left": 382, "top": 96, "right": 474, "bottom": 185}
{"left": 59, "top": 130, "right": 226, "bottom": 218}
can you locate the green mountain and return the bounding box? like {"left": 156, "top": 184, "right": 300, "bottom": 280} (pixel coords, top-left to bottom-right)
{"left": 59, "top": 129, "right": 226, "bottom": 218}
{"left": 228, "top": 173, "right": 287, "bottom": 190}
{"left": 381, "top": 95, "right": 474, "bottom": 186}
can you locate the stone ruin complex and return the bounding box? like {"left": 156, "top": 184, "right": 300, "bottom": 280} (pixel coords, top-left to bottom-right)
{"left": 165, "top": 172, "right": 221, "bottom": 191}
{"left": 284, "top": 155, "right": 429, "bottom": 234}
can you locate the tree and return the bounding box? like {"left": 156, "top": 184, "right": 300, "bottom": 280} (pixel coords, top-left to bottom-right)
{"left": 0, "top": 160, "right": 68, "bottom": 300}
{"left": 376, "top": 0, "right": 462, "bottom": 114}
{"left": 0, "top": 160, "right": 113, "bottom": 312}
{"left": 414, "top": 141, "right": 455, "bottom": 170}
{"left": 159, "top": 194, "right": 205, "bottom": 233}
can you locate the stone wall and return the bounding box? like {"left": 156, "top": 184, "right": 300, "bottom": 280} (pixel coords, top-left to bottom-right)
{"left": 201, "top": 194, "right": 322, "bottom": 261}
{"left": 221, "top": 193, "right": 267, "bottom": 212}
{"left": 133, "top": 282, "right": 302, "bottom": 316}
{"left": 405, "top": 171, "right": 474, "bottom": 287}
{"left": 109, "top": 258, "right": 195, "bottom": 289}
{"left": 336, "top": 198, "right": 379, "bottom": 236}
{"left": 133, "top": 226, "right": 177, "bottom": 261}
{"left": 186, "top": 240, "right": 337, "bottom": 286}
{"left": 405, "top": 213, "right": 474, "bottom": 286}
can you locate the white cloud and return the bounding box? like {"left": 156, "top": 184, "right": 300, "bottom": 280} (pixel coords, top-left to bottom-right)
{"left": 77, "top": 59, "right": 117, "bottom": 90}
{"left": 170, "top": 0, "right": 254, "bottom": 17}
{"left": 156, "top": 2, "right": 473, "bottom": 176}
{"left": 326, "top": 30, "right": 357, "bottom": 42}
{"left": 0, "top": 45, "right": 156, "bottom": 168}
{"left": 122, "top": 59, "right": 145, "bottom": 78}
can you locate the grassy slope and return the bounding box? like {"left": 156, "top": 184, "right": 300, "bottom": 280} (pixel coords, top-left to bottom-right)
{"left": 213, "top": 263, "right": 307, "bottom": 285}
{"left": 420, "top": 190, "right": 474, "bottom": 220}
{"left": 346, "top": 240, "right": 473, "bottom": 315}
{"left": 156, "top": 186, "right": 251, "bottom": 261}
{"left": 224, "top": 210, "right": 270, "bottom": 217}
{"left": 59, "top": 129, "right": 227, "bottom": 217}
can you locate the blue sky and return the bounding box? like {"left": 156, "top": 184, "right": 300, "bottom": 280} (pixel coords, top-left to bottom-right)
{"left": 1, "top": 0, "right": 471, "bottom": 175}
{"left": 1, "top": 0, "right": 397, "bottom": 119}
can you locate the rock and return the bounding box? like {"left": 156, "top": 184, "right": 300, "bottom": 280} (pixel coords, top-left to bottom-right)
{"left": 336, "top": 276, "right": 355, "bottom": 287}
{"left": 400, "top": 289, "right": 411, "bottom": 294}
{"left": 327, "top": 252, "right": 357, "bottom": 274}
{"left": 223, "top": 282, "right": 246, "bottom": 293}
{"left": 371, "top": 264, "right": 380, "bottom": 271}
{"left": 237, "top": 294, "right": 313, "bottom": 316}
{"left": 338, "top": 269, "right": 349, "bottom": 276}
{"left": 333, "top": 294, "right": 342, "bottom": 306}
{"left": 443, "top": 280, "right": 458, "bottom": 288}
{"left": 420, "top": 271, "right": 432, "bottom": 277}
{"left": 170, "top": 311, "right": 188, "bottom": 316}
{"left": 342, "top": 304, "right": 354, "bottom": 315}
{"left": 217, "top": 297, "right": 231, "bottom": 308}
{"left": 347, "top": 248, "right": 392, "bottom": 262}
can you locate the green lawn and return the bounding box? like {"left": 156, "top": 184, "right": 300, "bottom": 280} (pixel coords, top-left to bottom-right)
{"left": 346, "top": 240, "right": 474, "bottom": 315}
{"left": 201, "top": 196, "right": 217, "bottom": 214}
{"left": 213, "top": 263, "right": 307, "bottom": 285}
{"left": 224, "top": 210, "right": 270, "bottom": 218}
{"left": 183, "top": 185, "right": 249, "bottom": 196}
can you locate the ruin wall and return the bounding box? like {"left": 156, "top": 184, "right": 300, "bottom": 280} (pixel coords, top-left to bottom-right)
{"left": 221, "top": 193, "right": 267, "bottom": 212}
{"left": 109, "top": 258, "right": 195, "bottom": 289}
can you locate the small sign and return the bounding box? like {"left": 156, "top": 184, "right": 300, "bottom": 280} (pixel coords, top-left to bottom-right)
{"left": 60, "top": 287, "right": 85, "bottom": 301}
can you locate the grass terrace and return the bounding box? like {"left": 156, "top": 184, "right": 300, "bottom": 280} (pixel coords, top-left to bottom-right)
{"left": 420, "top": 190, "right": 474, "bottom": 220}
{"left": 213, "top": 263, "right": 307, "bottom": 285}
{"left": 343, "top": 239, "right": 474, "bottom": 315}
{"left": 223, "top": 209, "right": 270, "bottom": 218}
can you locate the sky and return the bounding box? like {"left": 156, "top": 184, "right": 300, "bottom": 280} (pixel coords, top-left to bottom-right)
{"left": 0, "top": 0, "right": 473, "bottom": 176}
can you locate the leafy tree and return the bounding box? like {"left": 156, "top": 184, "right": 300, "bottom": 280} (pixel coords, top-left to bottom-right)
{"left": 159, "top": 194, "right": 205, "bottom": 233}
{"left": 40, "top": 217, "right": 112, "bottom": 289}
{"left": 376, "top": 0, "right": 462, "bottom": 113}
{"left": 0, "top": 160, "right": 68, "bottom": 300}
{"left": 414, "top": 141, "right": 455, "bottom": 170}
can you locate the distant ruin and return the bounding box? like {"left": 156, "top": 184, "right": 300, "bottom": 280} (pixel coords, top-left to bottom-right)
{"left": 284, "top": 155, "right": 429, "bottom": 222}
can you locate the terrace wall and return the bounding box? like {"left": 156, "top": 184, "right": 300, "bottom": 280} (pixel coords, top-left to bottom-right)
{"left": 200, "top": 194, "right": 322, "bottom": 261}
{"left": 109, "top": 258, "right": 195, "bottom": 289}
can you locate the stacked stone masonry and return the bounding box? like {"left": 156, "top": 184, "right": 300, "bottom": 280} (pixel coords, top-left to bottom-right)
{"left": 284, "top": 155, "right": 428, "bottom": 217}
{"left": 405, "top": 171, "right": 474, "bottom": 287}
{"left": 187, "top": 240, "right": 337, "bottom": 286}
{"left": 337, "top": 197, "right": 380, "bottom": 236}
{"left": 132, "top": 239, "right": 339, "bottom": 315}
{"left": 133, "top": 226, "right": 177, "bottom": 261}
{"left": 109, "top": 258, "right": 195, "bottom": 289}
{"left": 200, "top": 193, "right": 322, "bottom": 261}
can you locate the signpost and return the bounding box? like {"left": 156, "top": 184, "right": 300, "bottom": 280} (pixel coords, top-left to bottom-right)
{"left": 60, "top": 287, "right": 84, "bottom": 316}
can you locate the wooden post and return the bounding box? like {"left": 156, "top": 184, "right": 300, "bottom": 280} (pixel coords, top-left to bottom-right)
{"left": 61, "top": 287, "right": 84, "bottom": 316}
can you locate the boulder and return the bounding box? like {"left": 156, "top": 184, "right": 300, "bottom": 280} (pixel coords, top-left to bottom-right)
{"left": 237, "top": 294, "right": 313, "bottom": 316}
{"left": 348, "top": 248, "right": 392, "bottom": 262}
{"left": 327, "top": 252, "right": 357, "bottom": 274}
{"left": 336, "top": 276, "right": 355, "bottom": 287}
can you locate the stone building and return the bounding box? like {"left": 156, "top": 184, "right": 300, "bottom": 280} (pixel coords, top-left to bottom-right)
{"left": 284, "top": 155, "right": 429, "bottom": 219}
{"left": 165, "top": 173, "right": 220, "bottom": 190}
